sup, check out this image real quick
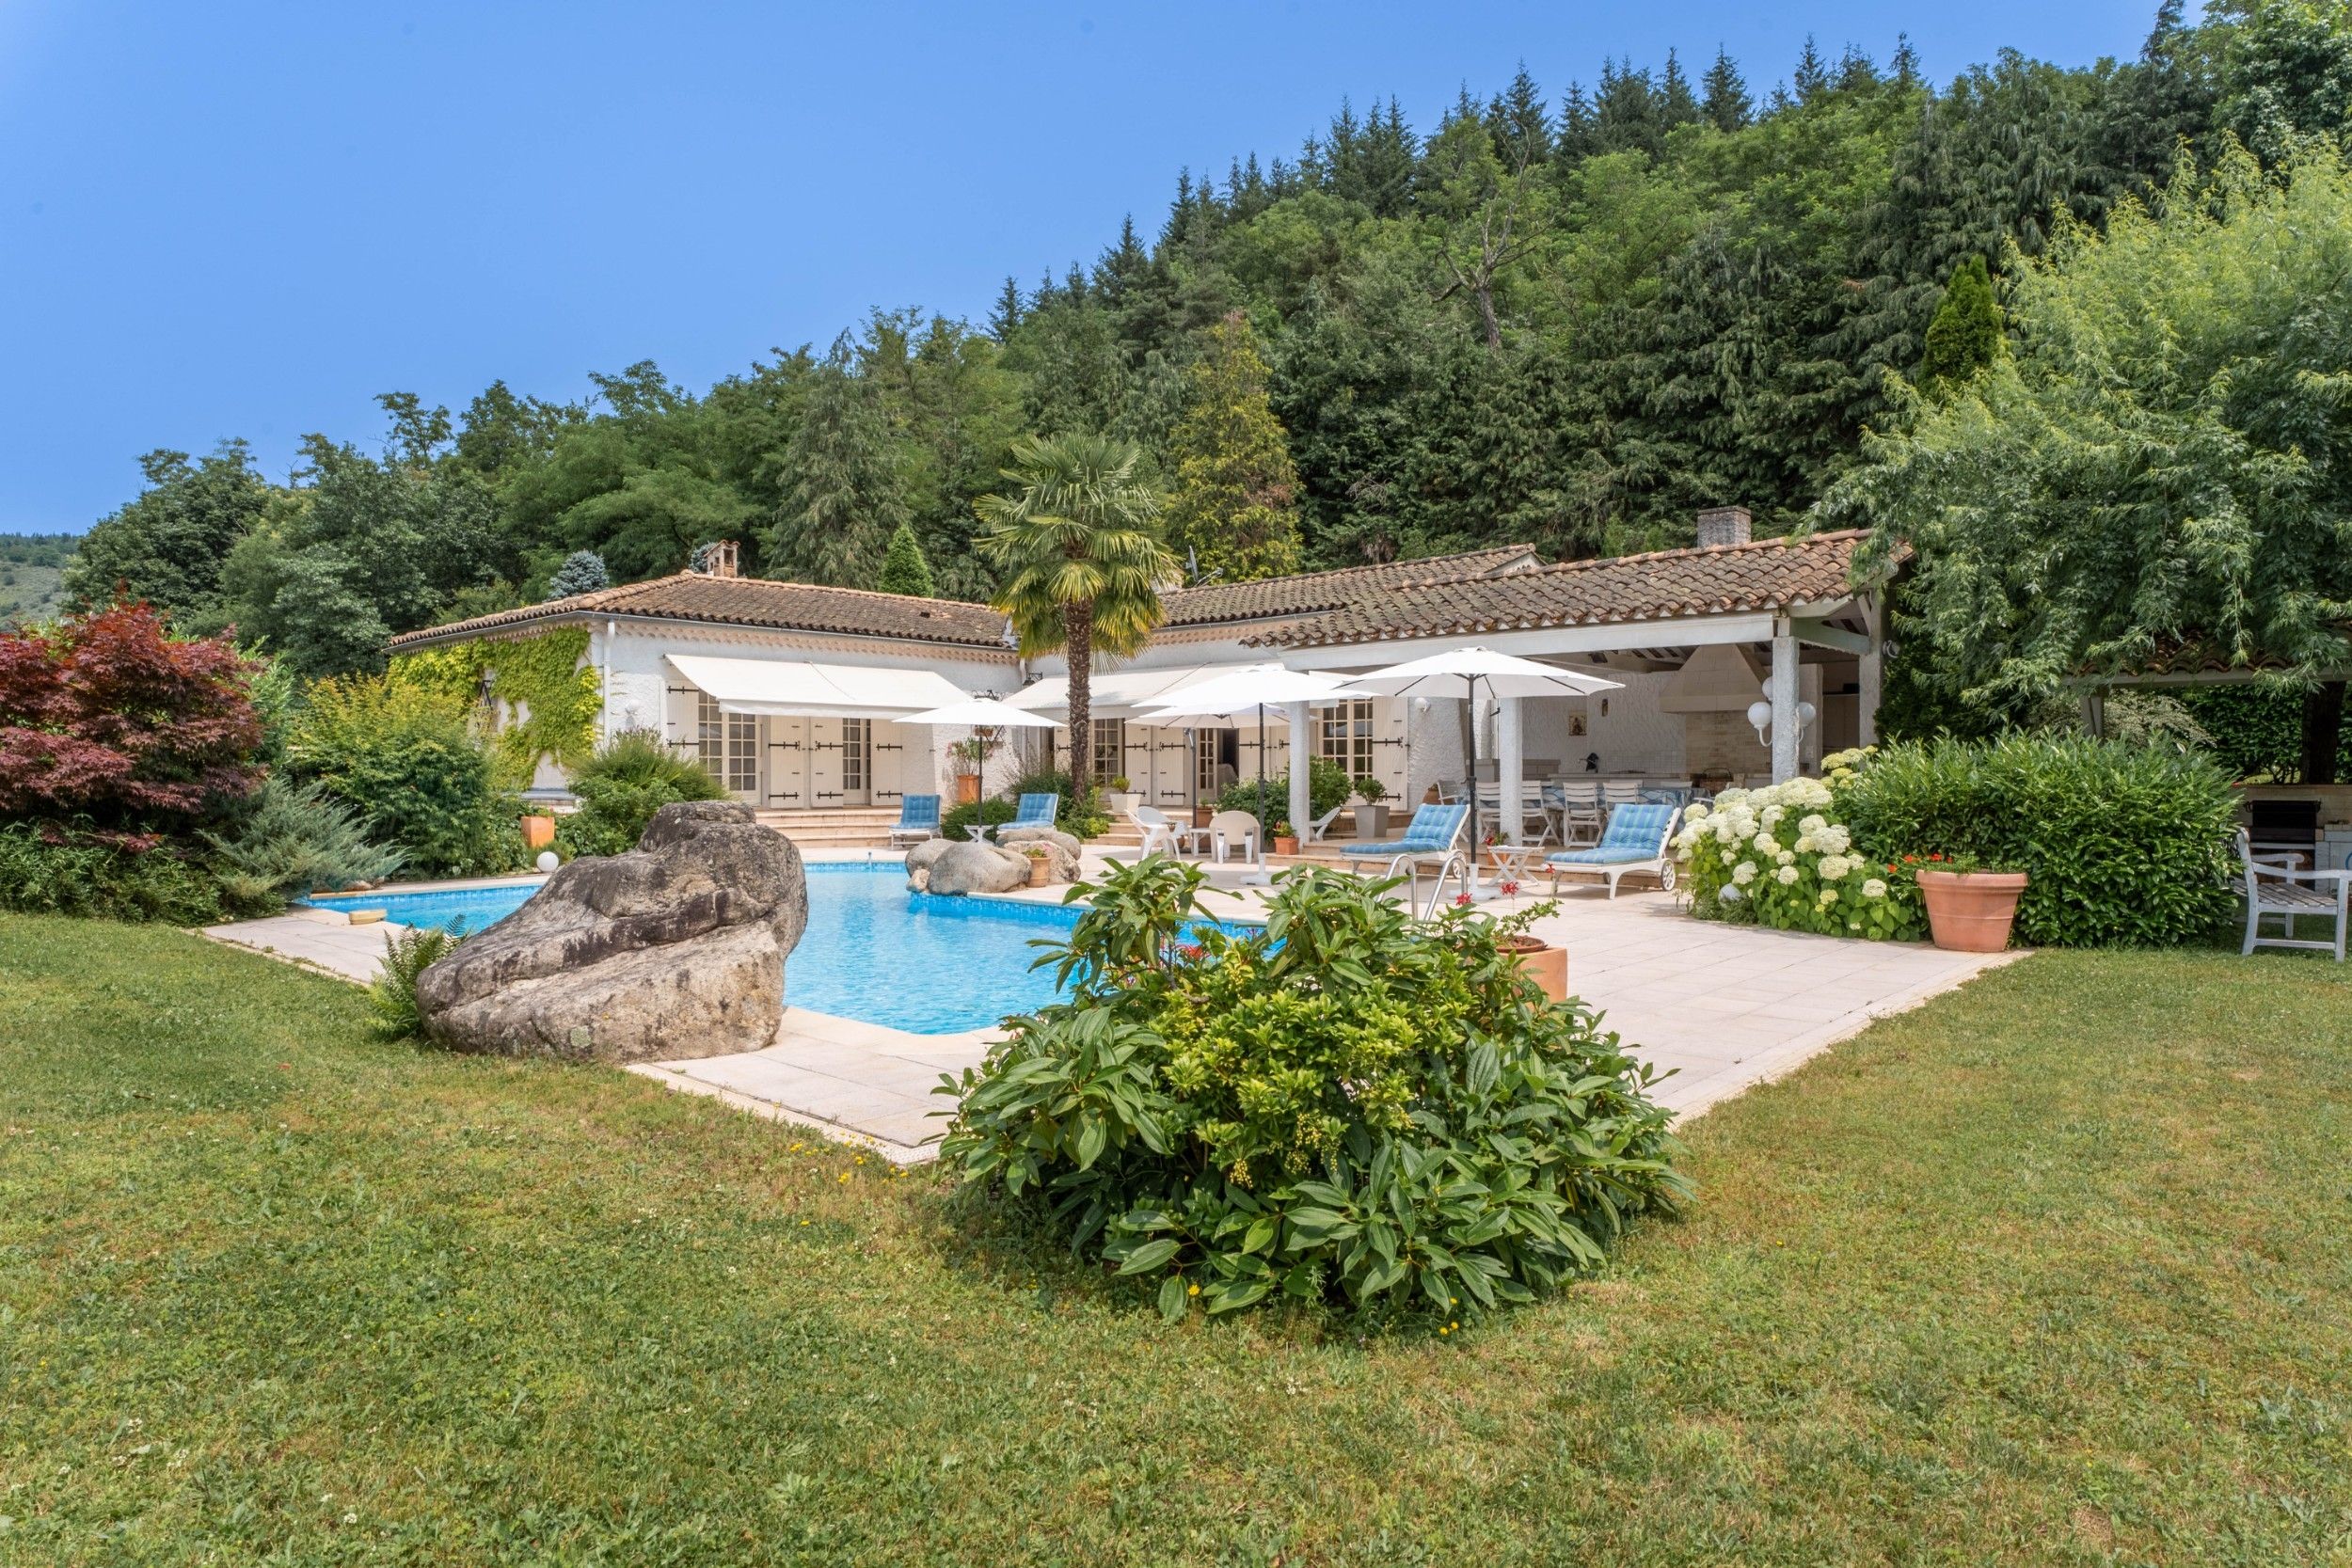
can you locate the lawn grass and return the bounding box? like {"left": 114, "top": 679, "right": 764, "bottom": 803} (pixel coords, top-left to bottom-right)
{"left": 2, "top": 912, "right": 2347, "bottom": 1565}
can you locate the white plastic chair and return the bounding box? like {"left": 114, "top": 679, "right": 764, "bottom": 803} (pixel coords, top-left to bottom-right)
{"left": 1131, "top": 805, "right": 1182, "bottom": 857}
{"left": 1299, "top": 804, "right": 1345, "bottom": 844}
{"left": 1208, "top": 809, "right": 1262, "bottom": 863}
{"left": 2239, "top": 828, "right": 2349, "bottom": 961}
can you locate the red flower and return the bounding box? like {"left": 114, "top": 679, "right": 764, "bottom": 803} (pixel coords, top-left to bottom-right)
{"left": 1499, "top": 879, "right": 1520, "bottom": 896}
{"left": 1453, "top": 893, "right": 1472, "bottom": 908}
{"left": 1928, "top": 852, "right": 1944, "bottom": 863}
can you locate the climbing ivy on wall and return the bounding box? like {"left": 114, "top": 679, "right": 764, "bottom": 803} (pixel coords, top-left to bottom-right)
{"left": 389, "top": 627, "right": 599, "bottom": 788}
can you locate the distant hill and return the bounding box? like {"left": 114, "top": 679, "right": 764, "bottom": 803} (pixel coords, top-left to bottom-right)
{"left": 0, "top": 532, "right": 78, "bottom": 626}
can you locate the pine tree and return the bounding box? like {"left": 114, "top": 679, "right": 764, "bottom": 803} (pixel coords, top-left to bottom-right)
{"left": 1557, "top": 83, "right": 1598, "bottom": 158}
{"left": 1792, "top": 36, "right": 1829, "bottom": 103}
{"left": 1891, "top": 33, "right": 1922, "bottom": 90}
{"left": 989, "top": 277, "right": 1025, "bottom": 340}
{"left": 1918, "top": 255, "right": 2005, "bottom": 392}
{"left": 875, "top": 521, "right": 935, "bottom": 596}
{"left": 544, "top": 549, "right": 610, "bottom": 600}
{"left": 1165, "top": 311, "right": 1304, "bottom": 581}
{"left": 1487, "top": 63, "right": 1551, "bottom": 166}
{"left": 759, "top": 345, "right": 909, "bottom": 586}
{"left": 1660, "top": 50, "right": 1701, "bottom": 128}
{"left": 1702, "top": 46, "right": 1754, "bottom": 131}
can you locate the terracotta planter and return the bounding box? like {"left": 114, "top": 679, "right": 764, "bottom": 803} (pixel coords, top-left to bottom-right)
{"left": 1272, "top": 835, "right": 1300, "bottom": 856}
{"left": 1916, "top": 868, "right": 2029, "bottom": 952}
{"left": 519, "top": 814, "right": 556, "bottom": 850}
{"left": 1191, "top": 805, "right": 1215, "bottom": 830}
{"left": 1025, "top": 855, "right": 1052, "bottom": 888}
{"left": 1500, "top": 934, "right": 1568, "bottom": 1002}
{"left": 955, "top": 774, "right": 981, "bottom": 806}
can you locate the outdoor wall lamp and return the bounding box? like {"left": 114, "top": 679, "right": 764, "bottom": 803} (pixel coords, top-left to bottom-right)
{"left": 1746, "top": 685, "right": 1816, "bottom": 747}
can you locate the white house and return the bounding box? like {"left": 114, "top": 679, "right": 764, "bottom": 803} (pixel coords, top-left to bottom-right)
{"left": 388, "top": 507, "right": 1884, "bottom": 836}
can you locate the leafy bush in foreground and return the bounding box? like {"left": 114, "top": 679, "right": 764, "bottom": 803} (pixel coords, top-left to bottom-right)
{"left": 937, "top": 858, "right": 1685, "bottom": 1323}
{"left": 556, "top": 729, "right": 724, "bottom": 857}
{"left": 1837, "top": 734, "right": 2238, "bottom": 947}
{"left": 0, "top": 820, "right": 229, "bottom": 925}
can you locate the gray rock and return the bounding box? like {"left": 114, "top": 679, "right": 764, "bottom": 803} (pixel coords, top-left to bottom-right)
{"left": 995, "top": 824, "right": 1082, "bottom": 861}
{"left": 415, "top": 800, "right": 807, "bottom": 1063}
{"left": 922, "top": 838, "right": 1030, "bottom": 895}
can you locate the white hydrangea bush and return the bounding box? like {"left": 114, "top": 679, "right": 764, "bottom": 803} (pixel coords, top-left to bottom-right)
{"left": 1672, "top": 750, "right": 1923, "bottom": 940}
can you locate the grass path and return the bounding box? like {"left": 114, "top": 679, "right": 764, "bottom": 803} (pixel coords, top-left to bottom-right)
{"left": 2, "top": 913, "right": 2347, "bottom": 1565}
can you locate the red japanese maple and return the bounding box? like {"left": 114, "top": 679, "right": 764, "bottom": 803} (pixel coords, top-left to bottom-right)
{"left": 0, "top": 598, "right": 262, "bottom": 832}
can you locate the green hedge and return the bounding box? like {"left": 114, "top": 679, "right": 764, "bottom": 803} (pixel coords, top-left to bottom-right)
{"left": 1837, "top": 735, "right": 2239, "bottom": 947}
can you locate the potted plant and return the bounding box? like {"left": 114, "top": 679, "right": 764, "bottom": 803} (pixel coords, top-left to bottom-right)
{"left": 947, "top": 735, "right": 993, "bottom": 805}
{"left": 1103, "top": 774, "right": 1140, "bottom": 816}
{"left": 1352, "top": 775, "right": 1390, "bottom": 840}
{"left": 1270, "top": 819, "right": 1299, "bottom": 856}
{"left": 1910, "top": 852, "right": 2029, "bottom": 952}
{"left": 1497, "top": 931, "right": 1568, "bottom": 1003}
{"left": 1020, "top": 843, "right": 1054, "bottom": 888}
{"left": 1191, "top": 802, "right": 1216, "bottom": 830}
{"left": 519, "top": 811, "right": 557, "bottom": 850}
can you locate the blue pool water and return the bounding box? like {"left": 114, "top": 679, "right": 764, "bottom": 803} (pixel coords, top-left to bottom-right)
{"left": 309, "top": 864, "right": 1234, "bottom": 1035}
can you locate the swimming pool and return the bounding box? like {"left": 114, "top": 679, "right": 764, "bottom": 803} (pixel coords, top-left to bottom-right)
{"left": 307, "top": 864, "right": 1237, "bottom": 1035}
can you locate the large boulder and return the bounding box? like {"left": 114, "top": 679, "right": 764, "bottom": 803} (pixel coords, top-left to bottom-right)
{"left": 918, "top": 838, "right": 1030, "bottom": 895}
{"left": 995, "top": 823, "right": 1083, "bottom": 884}
{"left": 415, "top": 800, "right": 807, "bottom": 1064}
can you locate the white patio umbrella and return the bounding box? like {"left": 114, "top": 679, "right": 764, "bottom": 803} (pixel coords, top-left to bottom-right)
{"left": 1338, "top": 648, "right": 1621, "bottom": 891}
{"left": 900, "top": 697, "right": 1058, "bottom": 805}
{"left": 898, "top": 698, "right": 1060, "bottom": 730}
{"left": 1138, "top": 664, "right": 1355, "bottom": 828}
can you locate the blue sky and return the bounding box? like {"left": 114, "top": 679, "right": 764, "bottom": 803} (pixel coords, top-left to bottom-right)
{"left": 0, "top": 1, "right": 2172, "bottom": 533}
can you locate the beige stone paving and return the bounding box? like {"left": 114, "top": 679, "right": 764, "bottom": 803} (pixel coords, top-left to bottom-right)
{"left": 201, "top": 847, "right": 2018, "bottom": 1162}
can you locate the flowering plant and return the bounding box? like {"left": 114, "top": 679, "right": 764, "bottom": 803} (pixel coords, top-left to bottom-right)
{"left": 1671, "top": 761, "right": 1923, "bottom": 941}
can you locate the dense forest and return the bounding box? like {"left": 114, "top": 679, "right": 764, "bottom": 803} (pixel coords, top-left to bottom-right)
{"left": 58, "top": 0, "right": 2352, "bottom": 682}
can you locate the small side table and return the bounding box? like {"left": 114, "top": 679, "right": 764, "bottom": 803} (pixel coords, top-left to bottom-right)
{"left": 1484, "top": 844, "right": 1552, "bottom": 889}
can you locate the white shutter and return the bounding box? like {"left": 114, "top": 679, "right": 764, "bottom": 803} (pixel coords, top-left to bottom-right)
{"left": 765, "top": 717, "right": 807, "bottom": 807}
{"left": 807, "top": 718, "right": 845, "bottom": 804}
{"left": 870, "top": 721, "right": 905, "bottom": 803}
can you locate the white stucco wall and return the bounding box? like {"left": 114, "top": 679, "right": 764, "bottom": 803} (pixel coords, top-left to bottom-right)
{"left": 588, "top": 621, "right": 1022, "bottom": 806}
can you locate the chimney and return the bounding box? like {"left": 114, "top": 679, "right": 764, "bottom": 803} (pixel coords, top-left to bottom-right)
{"left": 1696, "top": 506, "right": 1752, "bottom": 549}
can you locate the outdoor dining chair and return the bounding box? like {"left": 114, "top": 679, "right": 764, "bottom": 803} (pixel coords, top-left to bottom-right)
{"left": 1208, "top": 809, "right": 1263, "bottom": 863}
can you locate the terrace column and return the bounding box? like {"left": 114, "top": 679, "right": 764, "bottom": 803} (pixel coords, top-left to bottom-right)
{"left": 1856, "top": 597, "right": 1883, "bottom": 747}
{"left": 1286, "top": 702, "right": 1312, "bottom": 842}
{"left": 1770, "top": 621, "right": 1801, "bottom": 784}
{"left": 1498, "top": 695, "right": 1526, "bottom": 845}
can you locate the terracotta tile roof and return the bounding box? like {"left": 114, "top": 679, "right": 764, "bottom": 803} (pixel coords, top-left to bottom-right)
{"left": 1250, "top": 531, "right": 1878, "bottom": 649}
{"left": 388, "top": 545, "right": 1541, "bottom": 653}
{"left": 387, "top": 573, "right": 1016, "bottom": 652}
{"left": 1159, "top": 545, "right": 1539, "bottom": 628}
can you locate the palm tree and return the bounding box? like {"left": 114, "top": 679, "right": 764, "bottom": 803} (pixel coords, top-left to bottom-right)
{"left": 976, "top": 434, "right": 1173, "bottom": 792}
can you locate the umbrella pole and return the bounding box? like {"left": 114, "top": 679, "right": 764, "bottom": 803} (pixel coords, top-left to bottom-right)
{"left": 1464, "top": 676, "right": 1481, "bottom": 900}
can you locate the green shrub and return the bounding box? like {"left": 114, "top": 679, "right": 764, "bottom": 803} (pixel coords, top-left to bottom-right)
{"left": 557, "top": 730, "right": 725, "bottom": 857}
{"left": 368, "top": 924, "right": 458, "bottom": 1041}
{"left": 941, "top": 796, "right": 1016, "bottom": 842}
{"left": 0, "top": 822, "right": 227, "bottom": 925}
{"left": 286, "top": 674, "right": 524, "bottom": 878}
{"left": 203, "top": 775, "right": 404, "bottom": 911}
{"left": 1005, "top": 768, "right": 1111, "bottom": 839}
{"left": 1838, "top": 734, "right": 2239, "bottom": 947}
{"left": 937, "top": 858, "right": 1686, "bottom": 1323}
{"left": 1217, "top": 758, "right": 1352, "bottom": 833}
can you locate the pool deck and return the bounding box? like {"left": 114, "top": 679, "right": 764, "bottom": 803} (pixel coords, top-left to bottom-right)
{"left": 200, "top": 847, "right": 2018, "bottom": 1164}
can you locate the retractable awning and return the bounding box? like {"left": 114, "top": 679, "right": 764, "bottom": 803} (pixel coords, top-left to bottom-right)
{"left": 1004, "top": 660, "right": 1267, "bottom": 720}
{"left": 666, "top": 654, "right": 968, "bottom": 720}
